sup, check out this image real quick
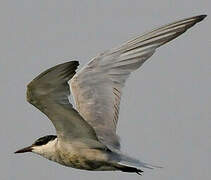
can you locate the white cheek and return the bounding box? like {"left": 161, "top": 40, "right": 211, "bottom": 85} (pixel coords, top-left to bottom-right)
{"left": 32, "top": 139, "right": 57, "bottom": 159}
{"left": 32, "top": 146, "right": 46, "bottom": 155}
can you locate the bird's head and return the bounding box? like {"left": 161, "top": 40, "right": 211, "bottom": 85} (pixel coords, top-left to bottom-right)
{"left": 15, "top": 135, "right": 57, "bottom": 156}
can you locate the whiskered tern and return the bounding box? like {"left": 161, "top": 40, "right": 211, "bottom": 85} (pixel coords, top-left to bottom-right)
{"left": 15, "top": 15, "right": 206, "bottom": 175}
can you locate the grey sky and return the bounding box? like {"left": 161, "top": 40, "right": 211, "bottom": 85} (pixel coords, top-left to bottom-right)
{"left": 1, "top": 1, "right": 210, "bottom": 180}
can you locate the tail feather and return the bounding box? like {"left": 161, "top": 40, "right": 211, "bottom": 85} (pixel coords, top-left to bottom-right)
{"left": 117, "top": 153, "right": 162, "bottom": 169}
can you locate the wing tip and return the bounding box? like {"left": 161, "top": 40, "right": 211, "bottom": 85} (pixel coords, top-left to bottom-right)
{"left": 27, "top": 60, "right": 79, "bottom": 84}
{"left": 61, "top": 60, "right": 79, "bottom": 67}
{"left": 196, "top": 14, "right": 207, "bottom": 21}
{"left": 191, "top": 14, "right": 207, "bottom": 24}
{"left": 26, "top": 60, "right": 80, "bottom": 103}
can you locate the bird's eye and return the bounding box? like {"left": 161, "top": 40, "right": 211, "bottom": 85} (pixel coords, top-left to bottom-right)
{"left": 33, "top": 135, "right": 57, "bottom": 146}
{"left": 34, "top": 138, "right": 45, "bottom": 146}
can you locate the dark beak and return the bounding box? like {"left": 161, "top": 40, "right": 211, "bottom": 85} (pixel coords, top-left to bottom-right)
{"left": 14, "top": 145, "right": 33, "bottom": 154}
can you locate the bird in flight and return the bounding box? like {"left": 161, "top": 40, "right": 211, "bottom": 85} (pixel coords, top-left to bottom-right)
{"left": 15, "top": 15, "right": 206, "bottom": 175}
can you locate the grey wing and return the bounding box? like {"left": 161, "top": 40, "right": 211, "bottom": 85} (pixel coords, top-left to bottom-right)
{"left": 70, "top": 15, "right": 206, "bottom": 150}
{"left": 27, "top": 61, "right": 103, "bottom": 147}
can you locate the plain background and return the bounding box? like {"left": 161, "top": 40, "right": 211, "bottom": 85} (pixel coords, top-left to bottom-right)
{"left": 1, "top": 1, "right": 210, "bottom": 180}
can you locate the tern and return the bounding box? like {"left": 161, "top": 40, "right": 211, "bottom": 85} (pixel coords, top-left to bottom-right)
{"left": 15, "top": 15, "right": 206, "bottom": 175}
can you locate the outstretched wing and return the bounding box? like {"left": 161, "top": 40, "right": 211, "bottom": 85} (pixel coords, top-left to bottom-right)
{"left": 70, "top": 15, "right": 206, "bottom": 150}
{"left": 27, "top": 61, "right": 102, "bottom": 146}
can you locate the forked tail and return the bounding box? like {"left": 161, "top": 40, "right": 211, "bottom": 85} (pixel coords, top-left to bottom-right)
{"left": 113, "top": 152, "right": 162, "bottom": 175}
{"left": 119, "top": 153, "right": 162, "bottom": 169}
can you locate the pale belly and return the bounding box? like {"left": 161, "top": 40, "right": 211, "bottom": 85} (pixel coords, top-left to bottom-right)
{"left": 55, "top": 148, "right": 117, "bottom": 171}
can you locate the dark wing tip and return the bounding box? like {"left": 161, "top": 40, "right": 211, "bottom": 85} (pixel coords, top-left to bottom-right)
{"left": 53, "top": 60, "right": 79, "bottom": 70}
{"left": 28, "top": 60, "right": 79, "bottom": 86}
{"left": 194, "top": 14, "right": 207, "bottom": 22}
{"left": 26, "top": 60, "right": 79, "bottom": 104}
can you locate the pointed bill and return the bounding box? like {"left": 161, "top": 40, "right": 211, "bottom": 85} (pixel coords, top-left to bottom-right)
{"left": 15, "top": 145, "right": 33, "bottom": 153}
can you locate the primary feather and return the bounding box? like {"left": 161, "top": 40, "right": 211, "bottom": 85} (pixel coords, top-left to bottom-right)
{"left": 70, "top": 15, "right": 206, "bottom": 150}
